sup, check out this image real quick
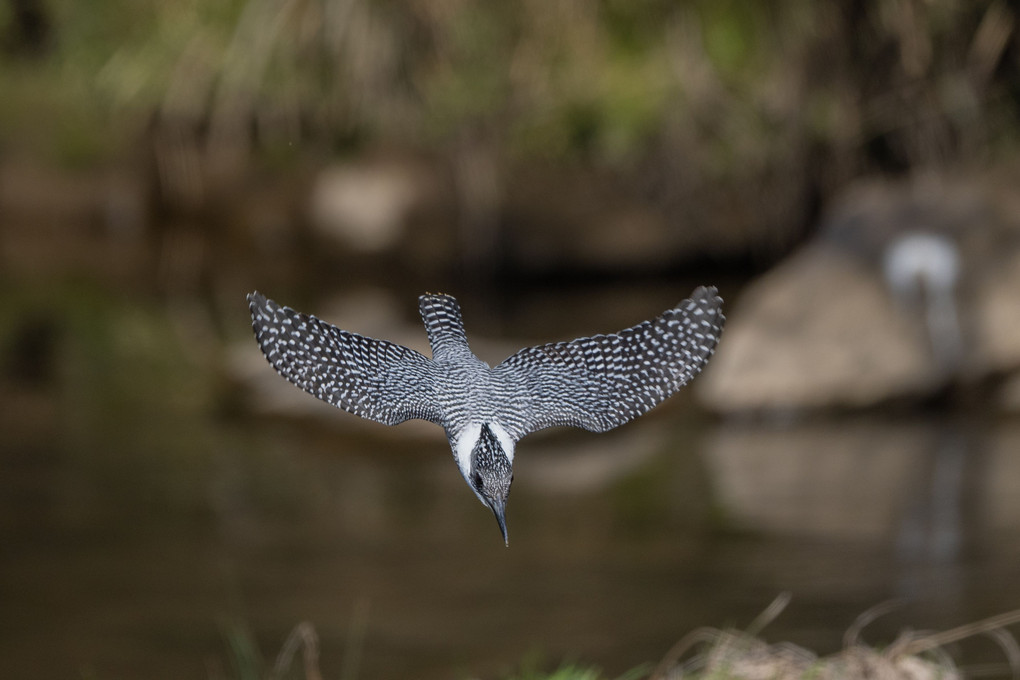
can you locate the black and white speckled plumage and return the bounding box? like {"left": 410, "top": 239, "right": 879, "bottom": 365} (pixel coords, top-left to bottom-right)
{"left": 248, "top": 287, "right": 724, "bottom": 544}
{"left": 494, "top": 288, "right": 724, "bottom": 437}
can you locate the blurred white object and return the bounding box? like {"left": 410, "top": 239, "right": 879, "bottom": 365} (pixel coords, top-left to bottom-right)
{"left": 700, "top": 173, "right": 1020, "bottom": 413}
{"left": 882, "top": 231, "right": 963, "bottom": 373}
{"left": 310, "top": 162, "right": 424, "bottom": 252}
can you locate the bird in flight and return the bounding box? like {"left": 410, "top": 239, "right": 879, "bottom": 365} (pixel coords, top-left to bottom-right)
{"left": 247, "top": 287, "right": 724, "bottom": 545}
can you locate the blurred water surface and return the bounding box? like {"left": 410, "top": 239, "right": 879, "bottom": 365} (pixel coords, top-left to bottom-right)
{"left": 1, "top": 285, "right": 1019, "bottom": 680}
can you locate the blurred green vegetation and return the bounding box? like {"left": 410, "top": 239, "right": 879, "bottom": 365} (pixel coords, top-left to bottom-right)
{"left": 0, "top": 282, "right": 225, "bottom": 518}
{"left": 1, "top": 0, "right": 1016, "bottom": 176}
{"left": 214, "top": 618, "right": 647, "bottom": 680}
{"left": 0, "top": 282, "right": 212, "bottom": 428}
{"left": 499, "top": 647, "right": 651, "bottom": 680}
{"left": 502, "top": 662, "right": 645, "bottom": 680}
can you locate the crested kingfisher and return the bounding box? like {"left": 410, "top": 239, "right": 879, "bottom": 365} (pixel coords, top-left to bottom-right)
{"left": 247, "top": 287, "right": 724, "bottom": 545}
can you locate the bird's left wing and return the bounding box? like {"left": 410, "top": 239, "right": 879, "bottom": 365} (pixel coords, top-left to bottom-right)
{"left": 494, "top": 286, "right": 723, "bottom": 438}
{"left": 248, "top": 292, "right": 444, "bottom": 426}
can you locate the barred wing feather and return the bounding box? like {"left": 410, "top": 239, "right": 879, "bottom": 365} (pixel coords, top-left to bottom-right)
{"left": 248, "top": 292, "right": 443, "bottom": 426}
{"left": 495, "top": 286, "right": 723, "bottom": 438}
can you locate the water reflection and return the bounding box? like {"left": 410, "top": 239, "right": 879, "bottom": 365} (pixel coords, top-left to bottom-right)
{"left": 4, "top": 395, "right": 1020, "bottom": 679}
{"left": 2, "top": 287, "right": 1020, "bottom": 679}
{"left": 706, "top": 416, "right": 1013, "bottom": 613}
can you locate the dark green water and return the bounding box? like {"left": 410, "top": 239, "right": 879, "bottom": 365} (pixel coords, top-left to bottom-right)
{"left": 2, "top": 289, "right": 1019, "bottom": 679}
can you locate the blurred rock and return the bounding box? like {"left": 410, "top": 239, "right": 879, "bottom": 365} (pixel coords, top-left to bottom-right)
{"left": 309, "top": 158, "right": 441, "bottom": 253}
{"left": 700, "top": 174, "right": 1020, "bottom": 413}
{"left": 296, "top": 154, "right": 796, "bottom": 278}
{"left": 701, "top": 246, "right": 935, "bottom": 411}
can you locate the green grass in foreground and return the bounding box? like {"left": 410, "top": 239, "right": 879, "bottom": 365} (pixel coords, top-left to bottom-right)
{"left": 502, "top": 663, "right": 636, "bottom": 680}
{"left": 502, "top": 660, "right": 649, "bottom": 680}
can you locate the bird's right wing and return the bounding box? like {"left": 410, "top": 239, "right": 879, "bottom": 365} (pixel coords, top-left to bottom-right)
{"left": 248, "top": 292, "right": 444, "bottom": 426}
{"left": 495, "top": 287, "right": 723, "bottom": 438}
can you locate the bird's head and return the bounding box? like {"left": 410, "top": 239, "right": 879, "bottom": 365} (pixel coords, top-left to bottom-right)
{"left": 468, "top": 424, "right": 514, "bottom": 546}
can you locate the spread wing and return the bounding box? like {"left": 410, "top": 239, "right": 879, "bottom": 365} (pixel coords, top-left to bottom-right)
{"left": 494, "top": 286, "right": 723, "bottom": 438}
{"left": 248, "top": 292, "right": 443, "bottom": 426}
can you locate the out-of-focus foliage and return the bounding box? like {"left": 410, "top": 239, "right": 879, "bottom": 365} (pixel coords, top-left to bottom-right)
{"left": 503, "top": 660, "right": 648, "bottom": 680}
{"left": 1, "top": 0, "right": 1016, "bottom": 260}
{"left": 2, "top": 0, "right": 1016, "bottom": 171}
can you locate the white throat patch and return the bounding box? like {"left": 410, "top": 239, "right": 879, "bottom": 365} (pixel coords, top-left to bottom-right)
{"left": 453, "top": 423, "right": 481, "bottom": 478}
{"left": 452, "top": 422, "right": 516, "bottom": 479}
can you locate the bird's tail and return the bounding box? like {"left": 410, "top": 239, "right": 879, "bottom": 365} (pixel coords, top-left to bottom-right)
{"left": 419, "top": 294, "right": 470, "bottom": 361}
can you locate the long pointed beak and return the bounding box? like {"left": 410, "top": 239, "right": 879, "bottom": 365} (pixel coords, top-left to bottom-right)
{"left": 489, "top": 498, "right": 509, "bottom": 547}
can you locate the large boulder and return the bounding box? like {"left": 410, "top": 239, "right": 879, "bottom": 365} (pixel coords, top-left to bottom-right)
{"left": 700, "top": 175, "right": 1020, "bottom": 413}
